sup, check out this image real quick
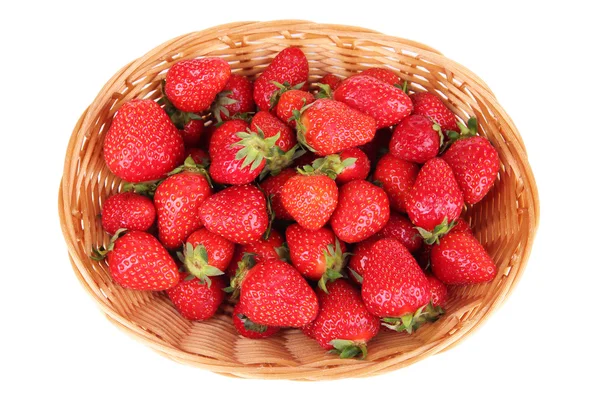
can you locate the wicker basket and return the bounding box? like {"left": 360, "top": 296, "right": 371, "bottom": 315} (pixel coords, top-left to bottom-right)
{"left": 58, "top": 20, "right": 539, "bottom": 380}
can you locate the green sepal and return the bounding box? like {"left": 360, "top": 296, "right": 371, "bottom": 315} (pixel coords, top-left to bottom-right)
{"left": 315, "top": 83, "right": 333, "bottom": 99}
{"left": 317, "top": 239, "right": 350, "bottom": 293}
{"left": 229, "top": 112, "right": 255, "bottom": 124}
{"left": 297, "top": 155, "right": 356, "bottom": 180}
{"left": 441, "top": 116, "right": 479, "bottom": 152}
{"left": 122, "top": 180, "right": 162, "bottom": 198}
{"left": 168, "top": 156, "right": 213, "bottom": 187}
{"left": 226, "top": 253, "right": 256, "bottom": 300}
{"left": 394, "top": 80, "right": 409, "bottom": 93}
{"left": 269, "top": 81, "right": 306, "bottom": 110}
{"left": 90, "top": 228, "right": 127, "bottom": 260}
{"left": 236, "top": 313, "right": 268, "bottom": 333}
{"left": 232, "top": 128, "right": 280, "bottom": 171}
{"left": 381, "top": 301, "right": 445, "bottom": 334}
{"left": 349, "top": 268, "right": 363, "bottom": 284}
{"left": 433, "top": 123, "right": 444, "bottom": 149}
{"left": 260, "top": 144, "right": 305, "bottom": 180}
{"left": 158, "top": 79, "right": 204, "bottom": 129}
{"left": 329, "top": 339, "right": 368, "bottom": 360}
{"left": 274, "top": 243, "right": 290, "bottom": 263}
{"left": 210, "top": 90, "right": 239, "bottom": 124}
{"left": 416, "top": 217, "right": 456, "bottom": 245}
{"left": 179, "top": 242, "right": 224, "bottom": 287}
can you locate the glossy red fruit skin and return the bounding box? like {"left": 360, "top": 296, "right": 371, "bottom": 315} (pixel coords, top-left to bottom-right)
{"left": 286, "top": 224, "right": 346, "bottom": 280}
{"left": 254, "top": 48, "right": 309, "bottom": 111}
{"left": 427, "top": 275, "right": 448, "bottom": 307}
{"left": 442, "top": 136, "right": 500, "bottom": 205}
{"left": 186, "top": 228, "right": 235, "bottom": 271}
{"left": 103, "top": 99, "right": 185, "bottom": 183}
{"left": 259, "top": 168, "right": 296, "bottom": 220}
{"left": 302, "top": 280, "right": 380, "bottom": 349}
{"left": 101, "top": 192, "right": 156, "bottom": 235}
{"left": 180, "top": 119, "right": 204, "bottom": 147}
{"left": 154, "top": 171, "right": 212, "bottom": 249}
{"left": 214, "top": 74, "right": 255, "bottom": 122}
{"left": 250, "top": 111, "right": 296, "bottom": 152}
{"left": 374, "top": 212, "right": 423, "bottom": 253}
{"left": 333, "top": 75, "right": 412, "bottom": 129}
{"left": 167, "top": 274, "right": 225, "bottom": 321}
{"left": 107, "top": 231, "right": 180, "bottom": 291}
{"left": 209, "top": 120, "right": 263, "bottom": 185}
{"left": 299, "top": 99, "right": 377, "bottom": 156}
{"left": 318, "top": 74, "right": 343, "bottom": 90}
{"left": 373, "top": 153, "right": 419, "bottom": 213}
{"left": 336, "top": 148, "right": 371, "bottom": 184}
{"left": 390, "top": 115, "right": 440, "bottom": 164}
{"left": 452, "top": 218, "right": 472, "bottom": 235}
{"left": 348, "top": 238, "right": 377, "bottom": 283}
{"left": 226, "top": 230, "right": 284, "bottom": 278}
{"left": 281, "top": 175, "right": 338, "bottom": 231}
{"left": 198, "top": 184, "right": 268, "bottom": 244}
{"left": 406, "top": 158, "right": 464, "bottom": 231}
{"left": 232, "top": 302, "right": 280, "bottom": 339}
{"left": 165, "top": 58, "right": 231, "bottom": 113}
{"left": 184, "top": 147, "right": 209, "bottom": 167}
{"left": 361, "top": 239, "right": 431, "bottom": 317}
{"left": 240, "top": 260, "right": 319, "bottom": 327}
{"left": 430, "top": 232, "right": 497, "bottom": 285}
{"left": 410, "top": 92, "right": 458, "bottom": 133}
{"left": 331, "top": 180, "right": 390, "bottom": 243}
{"left": 358, "top": 68, "right": 401, "bottom": 86}
{"left": 275, "top": 90, "right": 315, "bottom": 128}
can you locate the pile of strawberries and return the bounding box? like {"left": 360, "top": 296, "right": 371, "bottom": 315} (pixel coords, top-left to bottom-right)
{"left": 93, "top": 47, "right": 500, "bottom": 359}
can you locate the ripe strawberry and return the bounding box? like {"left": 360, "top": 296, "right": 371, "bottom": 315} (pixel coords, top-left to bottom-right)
{"left": 358, "top": 67, "right": 401, "bottom": 86}
{"left": 318, "top": 74, "right": 342, "bottom": 90}
{"left": 250, "top": 111, "right": 296, "bottom": 152}
{"left": 165, "top": 57, "right": 231, "bottom": 113}
{"left": 228, "top": 230, "right": 286, "bottom": 278}
{"left": 389, "top": 115, "right": 442, "bottom": 164}
{"left": 302, "top": 280, "right": 380, "bottom": 359}
{"left": 103, "top": 99, "right": 185, "bottom": 183}
{"left": 92, "top": 231, "right": 179, "bottom": 291}
{"left": 275, "top": 90, "right": 315, "bottom": 128}
{"left": 199, "top": 184, "right": 269, "bottom": 244}
{"left": 177, "top": 227, "right": 234, "bottom": 284}
{"left": 259, "top": 168, "right": 296, "bottom": 220}
{"left": 233, "top": 302, "right": 280, "bottom": 339}
{"left": 406, "top": 157, "right": 464, "bottom": 241}
{"left": 254, "top": 48, "right": 309, "bottom": 111}
{"left": 442, "top": 136, "right": 500, "bottom": 204}
{"left": 330, "top": 180, "right": 390, "bottom": 243}
{"left": 374, "top": 212, "right": 423, "bottom": 253}
{"left": 101, "top": 192, "right": 155, "bottom": 235}
{"left": 347, "top": 238, "right": 377, "bottom": 284}
{"left": 451, "top": 218, "right": 472, "bottom": 235}
{"left": 167, "top": 273, "right": 225, "bottom": 320}
{"left": 335, "top": 148, "right": 370, "bottom": 184}
{"left": 427, "top": 275, "right": 448, "bottom": 307}
{"left": 153, "top": 161, "right": 212, "bottom": 250}
{"left": 297, "top": 99, "right": 377, "bottom": 156}
{"left": 179, "top": 119, "right": 204, "bottom": 147}
{"left": 184, "top": 147, "right": 209, "bottom": 167}
{"left": 286, "top": 224, "right": 348, "bottom": 291}
{"left": 333, "top": 75, "right": 412, "bottom": 129}
{"left": 372, "top": 153, "right": 419, "bottom": 213}
{"left": 430, "top": 231, "right": 497, "bottom": 285}
{"left": 410, "top": 92, "right": 458, "bottom": 133}
{"left": 211, "top": 74, "right": 255, "bottom": 123}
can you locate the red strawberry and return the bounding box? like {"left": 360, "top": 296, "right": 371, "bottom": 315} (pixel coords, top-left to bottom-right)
{"left": 442, "top": 136, "right": 500, "bottom": 204}
{"left": 406, "top": 157, "right": 464, "bottom": 241}
{"left": 167, "top": 273, "right": 225, "bottom": 320}
{"left": 389, "top": 115, "right": 442, "bottom": 164}
{"left": 362, "top": 239, "right": 441, "bottom": 333}
{"left": 347, "top": 238, "right": 377, "bottom": 284}
{"left": 335, "top": 148, "right": 370, "bottom": 184}
{"left": 358, "top": 68, "right": 401, "bottom": 86}
{"left": 184, "top": 147, "right": 209, "bottom": 167}
{"left": 259, "top": 168, "right": 296, "bottom": 220}
{"left": 275, "top": 90, "right": 315, "bottom": 128}
{"left": 228, "top": 230, "right": 286, "bottom": 278}
{"left": 101, "top": 192, "right": 155, "bottom": 235}
{"left": 451, "top": 218, "right": 472, "bottom": 235}
{"left": 103, "top": 99, "right": 185, "bottom": 183}
{"left": 254, "top": 48, "right": 309, "bottom": 112}
{"left": 232, "top": 302, "right": 280, "bottom": 339}
{"left": 430, "top": 231, "right": 497, "bottom": 285}
{"left": 250, "top": 111, "right": 297, "bottom": 152}
{"left": 374, "top": 212, "right": 423, "bottom": 253}
{"left": 92, "top": 231, "right": 179, "bottom": 291}
{"left": 286, "top": 224, "right": 348, "bottom": 290}
{"left": 427, "top": 275, "right": 448, "bottom": 307}
{"left": 238, "top": 260, "right": 319, "bottom": 327}
{"left": 330, "top": 180, "right": 390, "bottom": 243}
{"left": 281, "top": 174, "right": 338, "bottom": 231}
{"left": 410, "top": 92, "right": 458, "bottom": 133}
{"left": 165, "top": 57, "right": 231, "bottom": 113}
{"left": 180, "top": 119, "right": 204, "bottom": 147}
{"left": 199, "top": 184, "right": 269, "bottom": 244}
{"left": 211, "top": 74, "right": 255, "bottom": 123}
{"left": 333, "top": 75, "right": 412, "bottom": 129}
{"left": 297, "top": 99, "right": 377, "bottom": 156}
{"left": 302, "top": 280, "right": 380, "bottom": 359}
{"left": 318, "top": 74, "right": 343, "bottom": 90}
{"left": 177, "top": 227, "right": 234, "bottom": 284}
{"left": 372, "top": 153, "right": 419, "bottom": 213}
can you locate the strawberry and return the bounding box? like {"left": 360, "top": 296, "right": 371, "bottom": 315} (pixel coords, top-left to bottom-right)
{"left": 101, "top": 192, "right": 156, "bottom": 235}
{"left": 211, "top": 74, "right": 255, "bottom": 123}
{"left": 259, "top": 168, "right": 297, "bottom": 220}
{"left": 92, "top": 231, "right": 179, "bottom": 291}
{"left": 103, "top": 99, "right": 185, "bottom": 183}
{"left": 333, "top": 75, "right": 412, "bottom": 129}
{"left": 165, "top": 57, "right": 231, "bottom": 113}
{"left": 254, "top": 48, "right": 309, "bottom": 112}
{"left": 410, "top": 92, "right": 458, "bottom": 133}
{"left": 335, "top": 148, "right": 370, "bottom": 184}
{"left": 184, "top": 147, "right": 209, "bottom": 167}
{"left": 374, "top": 212, "right": 423, "bottom": 253}
{"left": 250, "top": 111, "right": 297, "bottom": 152}
{"left": 286, "top": 224, "right": 348, "bottom": 291}
{"left": 330, "top": 180, "right": 390, "bottom": 243}
{"left": 228, "top": 229, "right": 286, "bottom": 278}
{"left": 389, "top": 115, "right": 442, "bottom": 164}
{"left": 167, "top": 273, "right": 225, "bottom": 320}
{"left": 302, "top": 280, "right": 380, "bottom": 359}
{"left": 451, "top": 218, "right": 472, "bottom": 235}
{"left": 275, "top": 90, "right": 315, "bottom": 128}
{"left": 347, "top": 238, "right": 377, "bottom": 284}
{"left": 372, "top": 153, "right": 419, "bottom": 213}
{"left": 358, "top": 67, "right": 401, "bottom": 86}
{"left": 430, "top": 231, "right": 497, "bottom": 285}
{"left": 154, "top": 160, "right": 212, "bottom": 249}
{"left": 406, "top": 157, "right": 464, "bottom": 242}
{"left": 180, "top": 119, "right": 204, "bottom": 147}
{"left": 361, "top": 239, "right": 441, "bottom": 333}
{"left": 232, "top": 302, "right": 280, "bottom": 339}
{"left": 296, "top": 99, "right": 377, "bottom": 156}
{"left": 427, "top": 275, "right": 448, "bottom": 307}
{"left": 177, "top": 227, "right": 234, "bottom": 284}
{"left": 199, "top": 184, "right": 269, "bottom": 244}
{"left": 318, "top": 74, "right": 342, "bottom": 90}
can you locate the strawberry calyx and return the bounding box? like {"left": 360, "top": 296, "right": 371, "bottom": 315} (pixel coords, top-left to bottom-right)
{"left": 274, "top": 243, "right": 290, "bottom": 262}
{"left": 381, "top": 301, "right": 444, "bottom": 334}
{"left": 90, "top": 228, "right": 127, "bottom": 260}
{"left": 177, "top": 242, "right": 224, "bottom": 286}
{"left": 259, "top": 187, "right": 275, "bottom": 240}
{"left": 298, "top": 155, "right": 357, "bottom": 180}
{"left": 210, "top": 90, "right": 240, "bottom": 124}
{"left": 416, "top": 217, "right": 456, "bottom": 245}
{"left": 349, "top": 268, "right": 364, "bottom": 284}
{"left": 224, "top": 253, "right": 256, "bottom": 300}
{"left": 318, "top": 239, "right": 350, "bottom": 293}
{"left": 315, "top": 83, "right": 333, "bottom": 99}
{"left": 394, "top": 80, "right": 409, "bottom": 93}
{"left": 232, "top": 127, "right": 280, "bottom": 170}
{"left": 168, "top": 156, "right": 213, "bottom": 187}
{"left": 236, "top": 313, "right": 269, "bottom": 333}
{"left": 269, "top": 81, "right": 306, "bottom": 110}
{"left": 158, "top": 79, "right": 204, "bottom": 129}
{"left": 260, "top": 144, "right": 306, "bottom": 180}
{"left": 441, "top": 117, "right": 478, "bottom": 152}
{"left": 122, "top": 180, "right": 162, "bottom": 197}
{"left": 328, "top": 339, "right": 368, "bottom": 360}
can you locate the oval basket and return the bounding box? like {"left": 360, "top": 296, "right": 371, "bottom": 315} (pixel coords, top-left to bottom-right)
{"left": 59, "top": 20, "right": 539, "bottom": 380}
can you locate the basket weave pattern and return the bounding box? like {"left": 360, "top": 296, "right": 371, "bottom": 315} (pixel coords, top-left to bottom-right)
{"left": 59, "top": 20, "right": 539, "bottom": 380}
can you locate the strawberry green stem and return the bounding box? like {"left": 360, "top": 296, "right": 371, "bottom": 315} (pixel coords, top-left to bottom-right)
{"left": 90, "top": 228, "right": 127, "bottom": 260}
{"left": 224, "top": 253, "right": 256, "bottom": 300}
{"left": 328, "top": 339, "right": 368, "bottom": 359}
{"left": 236, "top": 313, "right": 268, "bottom": 333}
{"left": 177, "top": 242, "right": 224, "bottom": 287}
{"left": 416, "top": 217, "right": 456, "bottom": 245}
{"left": 297, "top": 155, "right": 357, "bottom": 180}
{"left": 381, "top": 302, "right": 444, "bottom": 334}
{"left": 158, "top": 79, "right": 204, "bottom": 129}
{"left": 269, "top": 81, "right": 306, "bottom": 110}
{"left": 318, "top": 239, "right": 350, "bottom": 293}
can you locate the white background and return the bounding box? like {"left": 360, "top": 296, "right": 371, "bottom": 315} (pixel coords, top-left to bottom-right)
{"left": 1, "top": 1, "right": 598, "bottom": 397}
